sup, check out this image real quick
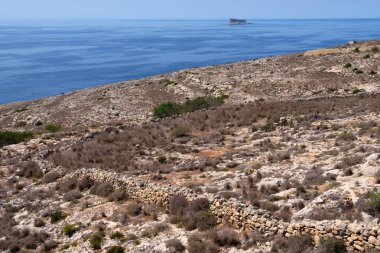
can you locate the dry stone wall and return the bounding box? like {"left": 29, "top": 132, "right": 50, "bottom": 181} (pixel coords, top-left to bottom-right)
{"left": 72, "top": 168, "right": 380, "bottom": 251}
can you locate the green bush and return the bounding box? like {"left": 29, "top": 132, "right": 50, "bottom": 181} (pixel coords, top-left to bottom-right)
{"left": 45, "top": 124, "right": 62, "bottom": 133}
{"left": 182, "top": 95, "right": 227, "bottom": 113}
{"left": 353, "top": 47, "right": 360, "bottom": 53}
{"left": 371, "top": 46, "right": 378, "bottom": 52}
{"left": 338, "top": 131, "right": 356, "bottom": 141}
{"left": 0, "top": 131, "right": 33, "bottom": 147}
{"left": 15, "top": 106, "right": 29, "bottom": 113}
{"left": 62, "top": 224, "right": 77, "bottom": 237}
{"left": 106, "top": 246, "right": 125, "bottom": 253}
{"left": 157, "top": 155, "right": 167, "bottom": 164}
{"left": 153, "top": 95, "right": 228, "bottom": 119}
{"left": 110, "top": 231, "right": 125, "bottom": 241}
{"left": 89, "top": 231, "right": 105, "bottom": 250}
{"left": 153, "top": 102, "right": 182, "bottom": 118}
{"left": 50, "top": 210, "right": 67, "bottom": 224}
{"left": 369, "top": 192, "right": 380, "bottom": 210}
{"left": 260, "top": 123, "right": 276, "bottom": 132}
{"left": 363, "top": 54, "right": 370, "bottom": 59}
{"left": 343, "top": 63, "right": 352, "bottom": 68}
{"left": 352, "top": 88, "right": 364, "bottom": 94}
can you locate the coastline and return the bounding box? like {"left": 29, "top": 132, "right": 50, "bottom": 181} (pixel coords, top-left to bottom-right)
{"left": 0, "top": 39, "right": 379, "bottom": 131}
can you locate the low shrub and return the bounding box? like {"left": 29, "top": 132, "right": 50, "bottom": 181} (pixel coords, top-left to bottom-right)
{"left": 318, "top": 237, "right": 347, "bottom": 253}
{"left": 259, "top": 122, "right": 276, "bottom": 132}
{"left": 272, "top": 234, "right": 314, "bottom": 253}
{"left": 166, "top": 238, "right": 185, "bottom": 252}
{"left": 153, "top": 102, "right": 182, "bottom": 118}
{"left": 126, "top": 202, "right": 142, "bottom": 216}
{"left": 153, "top": 95, "right": 228, "bottom": 119}
{"left": 337, "top": 130, "right": 356, "bottom": 142}
{"left": 63, "top": 190, "right": 83, "bottom": 202}
{"left": 369, "top": 192, "right": 380, "bottom": 210}
{"left": 210, "top": 227, "right": 240, "bottom": 247}
{"left": 45, "top": 124, "right": 62, "bottom": 133}
{"left": 343, "top": 63, "right": 352, "bottom": 68}
{"left": 34, "top": 218, "right": 45, "bottom": 227}
{"left": 108, "top": 190, "right": 129, "bottom": 202}
{"left": 77, "top": 176, "right": 95, "bottom": 191}
{"left": 352, "top": 87, "right": 364, "bottom": 93}
{"left": 184, "top": 198, "right": 217, "bottom": 231}
{"left": 169, "top": 194, "right": 189, "bottom": 222}
{"left": 106, "top": 246, "right": 125, "bottom": 253}
{"left": 0, "top": 131, "right": 33, "bottom": 147}
{"left": 89, "top": 231, "right": 105, "bottom": 250}
{"left": 363, "top": 54, "right": 370, "bottom": 59}
{"left": 50, "top": 210, "right": 67, "bottom": 224}
{"left": 43, "top": 241, "right": 58, "bottom": 252}
{"left": 62, "top": 224, "right": 77, "bottom": 237}
{"left": 172, "top": 125, "right": 191, "bottom": 138}
{"left": 16, "top": 161, "right": 42, "bottom": 179}
{"left": 110, "top": 231, "right": 125, "bottom": 241}
{"left": 90, "top": 182, "right": 114, "bottom": 197}
{"left": 188, "top": 233, "right": 220, "bottom": 253}
{"left": 157, "top": 155, "right": 167, "bottom": 164}
{"left": 43, "top": 171, "right": 61, "bottom": 183}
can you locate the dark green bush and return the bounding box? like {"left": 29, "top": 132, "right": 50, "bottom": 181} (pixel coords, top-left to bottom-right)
{"left": 157, "top": 155, "right": 167, "bottom": 164}
{"left": 106, "top": 246, "right": 125, "bottom": 253}
{"left": 45, "top": 124, "right": 62, "bottom": 133}
{"left": 62, "top": 224, "right": 77, "bottom": 237}
{"left": 182, "top": 95, "right": 227, "bottom": 113}
{"left": 15, "top": 107, "right": 29, "bottom": 113}
{"left": 343, "top": 63, "right": 352, "bottom": 68}
{"left": 153, "top": 95, "right": 228, "bottom": 119}
{"left": 0, "top": 131, "right": 33, "bottom": 147}
{"left": 89, "top": 231, "right": 105, "bottom": 250}
{"left": 153, "top": 102, "right": 182, "bottom": 118}
{"left": 50, "top": 210, "right": 67, "bottom": 224}
{"left": 338, "top": 130, "right": 356, "bottom": 141}
{"left": 110, "top": 231, "right": 125, "bottom": 241}
{"left": 363, "top": 54, "right": 370, "bottom": 59}
{"left": 369, "top": 192, "right": 380, "bottom": 210}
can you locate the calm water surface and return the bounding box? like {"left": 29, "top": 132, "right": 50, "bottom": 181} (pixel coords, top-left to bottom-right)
{"left": 0, "top": 19, "right": 380, "bottom": 104}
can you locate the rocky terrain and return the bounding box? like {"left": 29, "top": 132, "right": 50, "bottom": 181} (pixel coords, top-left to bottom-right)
{"left": 0, "top": 40, "right": 380, "bottom": 253}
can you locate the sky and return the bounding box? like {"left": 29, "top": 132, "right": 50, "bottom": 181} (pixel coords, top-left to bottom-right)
{"left": 1, "top": 0, "right": 380, "bottom": 20}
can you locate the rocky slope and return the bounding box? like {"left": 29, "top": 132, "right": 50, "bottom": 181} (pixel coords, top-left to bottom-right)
{"left": 0, "top": 40, "right": 380, "bottom": 253}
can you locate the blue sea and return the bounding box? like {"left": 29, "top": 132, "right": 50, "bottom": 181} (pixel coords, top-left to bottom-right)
{"left": 1, "top": 19, "right": 380, "bottom": 105}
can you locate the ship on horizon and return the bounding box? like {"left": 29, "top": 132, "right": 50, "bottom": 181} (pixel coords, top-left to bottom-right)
{"left": 229, "top": 18, "right": 247, "bottom": 25}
